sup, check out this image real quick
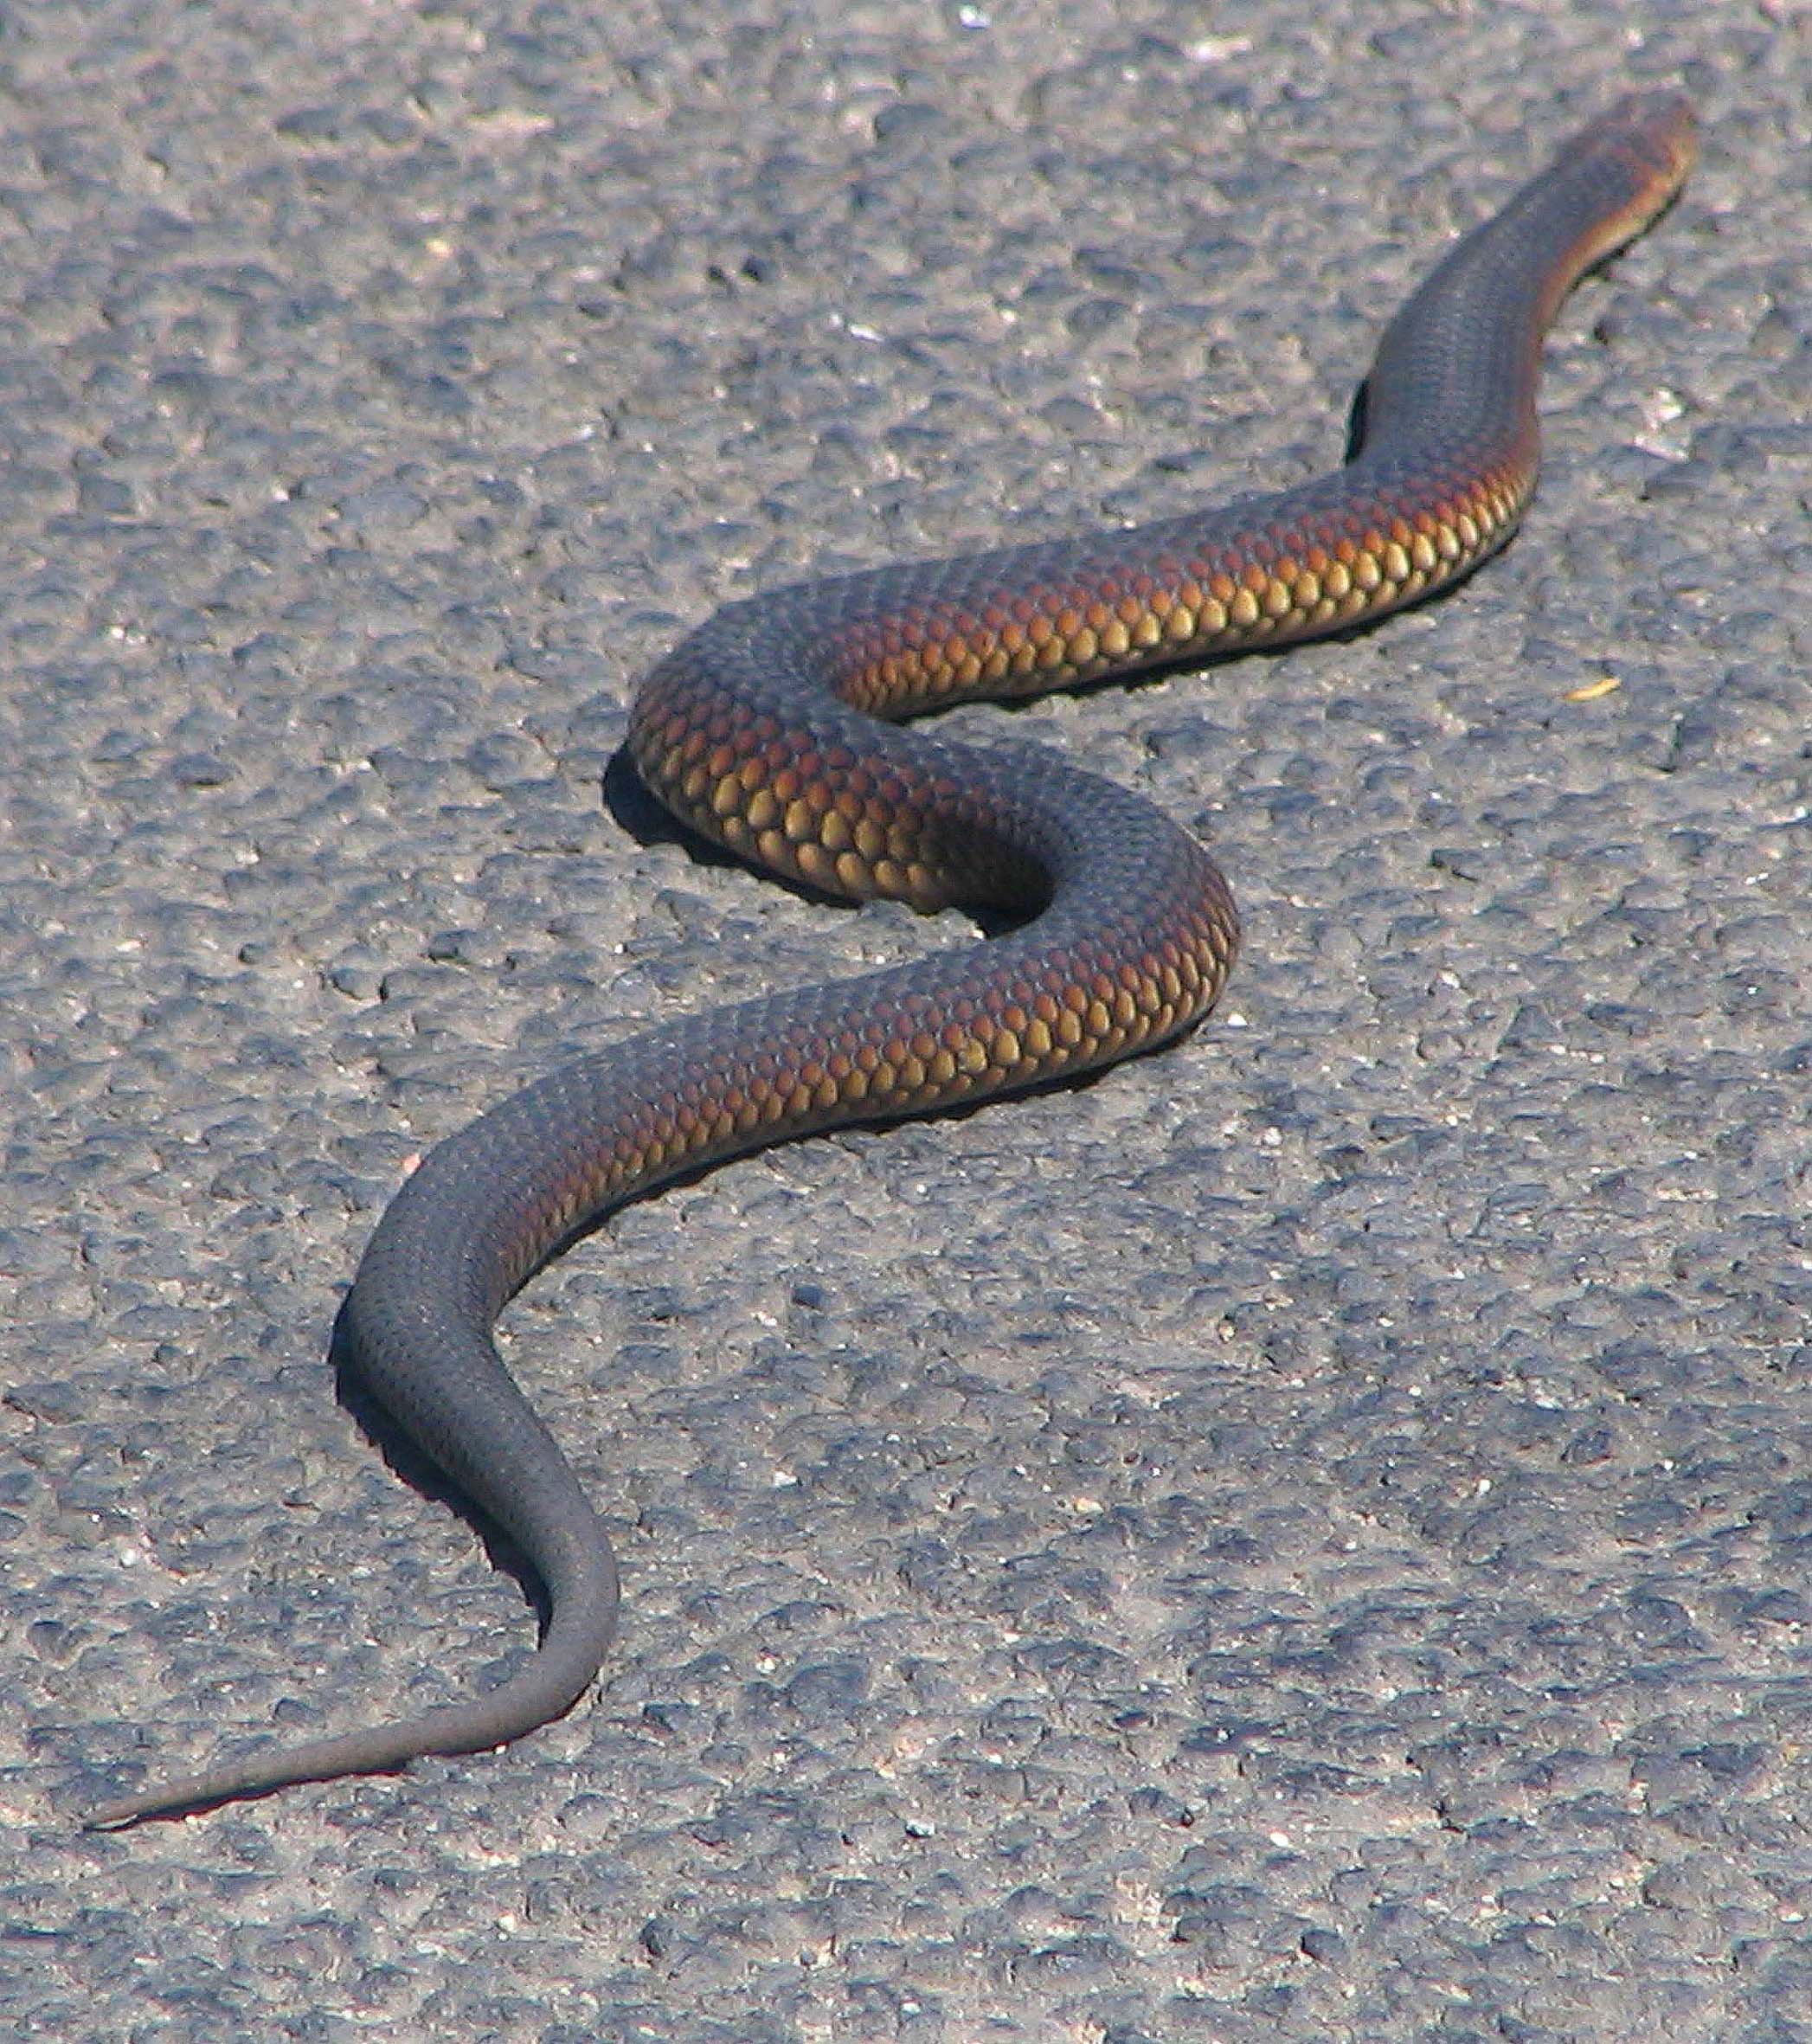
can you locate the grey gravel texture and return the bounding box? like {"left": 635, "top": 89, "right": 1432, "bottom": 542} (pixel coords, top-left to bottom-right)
{"left": 4, "top": 0, "right": 1809, "bottom": 2038}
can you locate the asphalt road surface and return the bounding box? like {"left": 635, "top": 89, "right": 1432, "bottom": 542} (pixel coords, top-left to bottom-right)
{"left": 5, "top": 3, "right": 1809, "bottom": 2039}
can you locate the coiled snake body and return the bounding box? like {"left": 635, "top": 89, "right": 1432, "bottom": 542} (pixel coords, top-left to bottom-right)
{"left": 91, "top": 92, "right": 1696, "bottom": 1825}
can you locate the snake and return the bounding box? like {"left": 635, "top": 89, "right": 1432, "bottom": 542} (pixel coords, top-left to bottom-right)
{"left": 87, "top": 90, "right": 1695, "bottom": 1826}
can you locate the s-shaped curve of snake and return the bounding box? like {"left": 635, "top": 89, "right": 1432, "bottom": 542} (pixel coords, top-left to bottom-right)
{"left": 88, "top": 91, "right": 1695, "bottom": 1826}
